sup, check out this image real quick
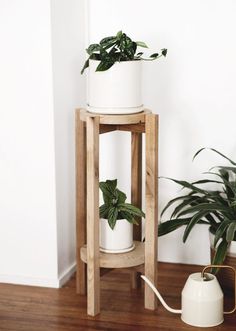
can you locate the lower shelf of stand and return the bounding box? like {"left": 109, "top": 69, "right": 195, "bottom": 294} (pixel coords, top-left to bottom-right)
{"left": 80, "top": 241, "right": 144, "bottom": 269}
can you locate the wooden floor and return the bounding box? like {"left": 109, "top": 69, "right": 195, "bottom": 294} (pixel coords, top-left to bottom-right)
{"left": 0, "top": 263, "right": 235, "bottom": 331}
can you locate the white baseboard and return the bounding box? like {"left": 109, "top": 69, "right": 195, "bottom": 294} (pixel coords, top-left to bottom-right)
{"left": 58, "top": 262, "right": 76, "bottom": 287}
{"left": 0, "top": 262, "right": 76, "bottom": 288}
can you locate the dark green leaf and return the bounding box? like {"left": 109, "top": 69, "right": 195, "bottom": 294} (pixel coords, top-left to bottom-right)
{"left": 158, "top": 218, "right": 192, "bottom": 236}
{"left": 96, "top": 58, "right": 116, "bottom": 71}
{"left": 192, "top": 147, "right": 205, "bottom": 161}
{"left": 99, "top": 204, "right": 110, "bottom": 219}
{"left": 116, "top": 30, "right": 123, "bottom": 40}
{"left": 108, "top": 207, "right": 118, "bottom": 230}
{"left": 162, "top": 177, "right": 208, "bottom": 195}
{"left": 212, "top": 239, "right": 229, "bottom": 273}
{"left": 119, "top": 211, "right": 138, "bottom": 225}
{"left": 171, "top": 196, "right": 204, "bottom": 219}
{"left": 211, "top": 166, "right": 236, "bottom": 175}
{"left": 214, "top": 219, "right": 231, "bottom": 247}
{"left": 161, "top": 48, "right": 168, "bottom": 56}
{"left": 106, "top": 179, "right": 117, "bottom": 191}
{"left": 86, "top": 44, "right": 100, "bottom": 55}
{"left": 118, "top": 203, "right": 145, "bottom": 218}
{"left": 204, "top": 213, "right": 218, "bottom": 227}
{"left": 183, "top": 210, "right": 210, "bottom": 242}
{"left": 226, "top": 221, "right": 236, "bottom": 242}
{"left": 193, "top": 147, "right": 236, "bottom": 166}
{"left": 116, "top": 189, "right": 127, "bottom": 204}
{"left": 99, "top": 181, "right": 115, "bottom": 204}
{"left": 100, "top": 36, "right": 117, "bottom": 46}
{"left": 178, "top": 202, "right": 231, "bottom": 218}
{"left": 150, "top": 53, "right": 159, "bottom": 58}
{"left": 81, "top": 58, "right": 89, "bottom": 74}
{"left": 161, "top": 193, "right": 195, "bottom": 217}
{"left": 192, "top": 179, "right": 222, "bottom": 185}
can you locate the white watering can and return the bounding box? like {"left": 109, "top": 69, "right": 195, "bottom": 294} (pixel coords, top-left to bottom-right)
{"left": 141, "top": 265, "right": 236, "bottom": 327}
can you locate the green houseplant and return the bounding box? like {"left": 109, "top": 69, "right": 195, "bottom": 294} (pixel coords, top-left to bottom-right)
{"left": 81, "top": 30, "right": 167, "bottom": 74}
{"left": 81, "top": 30, "right": 167, "bottom": 114}
{"left": 158, "top": 148, "right": 236, "bottom": 272}
{"left": 99, "top": 179, "right": 145, "bottom": 253}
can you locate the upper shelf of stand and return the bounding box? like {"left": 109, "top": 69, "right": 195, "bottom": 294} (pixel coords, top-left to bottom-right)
{"left": 78, "top": 108, "right": 151, "bottom": 125}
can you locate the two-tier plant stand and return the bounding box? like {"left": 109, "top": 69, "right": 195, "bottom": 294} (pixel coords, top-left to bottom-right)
{"left": 75, "top": 108, "right": 158, "bottom": 316}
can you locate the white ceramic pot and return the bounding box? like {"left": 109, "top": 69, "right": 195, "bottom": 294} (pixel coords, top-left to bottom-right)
{"left": 87, "top": 59, "right": 143, "bottom": 114}
{"left": 99, "top": 218, "right": 134, "bottom": 253}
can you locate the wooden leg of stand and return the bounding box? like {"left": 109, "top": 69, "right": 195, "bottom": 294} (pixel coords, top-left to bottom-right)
{"left": 86, "top": 116, "right": 100, "bottom": 316}
{"left": 75, "top": 110, "right": 86, "bottom": 294}
{"left": 145, "top": 114, "right": 158, "bottom": 310}
{"left": 131, "top": 132, "right": 142, "bottom": 289}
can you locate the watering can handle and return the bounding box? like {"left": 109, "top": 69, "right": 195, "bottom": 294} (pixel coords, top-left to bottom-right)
{"left": 201, "top": 264, "right": 236, "bottom": 314}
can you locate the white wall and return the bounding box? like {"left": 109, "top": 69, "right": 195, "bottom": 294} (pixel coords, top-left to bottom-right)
{"left": 0, "top": 0, "right": 86, "bottom": 287}
{"left": 88, "top": 0, "right": 236, "bottom": 265}
{"left": 0, "top": 0, "right": 58, "bottom": 286}
{"left": 50, "top": 0, "right": 86, "bottom": 281}
{"left": 1, "top": 0, "right": 235, "bottom": 288}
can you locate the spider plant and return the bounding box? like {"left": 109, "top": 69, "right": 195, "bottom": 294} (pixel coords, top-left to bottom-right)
{"left": 99, "top": 179, "right": 145, "bottom": 230}
{"left": 81, "top": 30, "right": 167, "bottom": 74}
{"left": 159, "top": 148, "right": 236, "bottom": 271}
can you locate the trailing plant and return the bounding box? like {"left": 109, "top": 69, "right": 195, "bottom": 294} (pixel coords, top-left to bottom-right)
{"left": 158, "top": 148, "right": 236, "bottom": 271}
{"left": 99, "top": 179, "right": 145, "bottom": 230}
{"left": 81, "top": 30, "right": 167, "bottom": 74}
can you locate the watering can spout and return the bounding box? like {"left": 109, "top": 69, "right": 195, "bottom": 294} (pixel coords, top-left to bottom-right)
{"left": 141, "top": 275, "right": 182, "bottom": 314}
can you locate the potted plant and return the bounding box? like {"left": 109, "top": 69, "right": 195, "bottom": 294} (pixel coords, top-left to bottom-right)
{"left": 99, "top": 179, "right": 145, "bottom": 253}
{"left": 158, "top": 148, "right": 236, "bottom": 288}
{"left": 81, "top": 30, "right": 167, "bottom": 114}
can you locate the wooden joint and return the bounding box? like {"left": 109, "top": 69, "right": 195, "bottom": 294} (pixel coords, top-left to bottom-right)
{"left": 117, "top": 123, "right": 145, "bottom": 133}
{"left": 99, "top": 124, "right": 118, "bottom": 134}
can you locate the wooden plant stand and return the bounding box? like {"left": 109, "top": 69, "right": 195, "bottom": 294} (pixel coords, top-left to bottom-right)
{"left": 75, "top": 109, "right": 158, "bottom": 316}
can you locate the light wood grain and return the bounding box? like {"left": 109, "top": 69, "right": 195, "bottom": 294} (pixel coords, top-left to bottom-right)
{"left": 99, "top": 124, "right": 118, "bottom": 134}
{"left": 1, "top": 263, "right": 235, "bottom": 331}
{"left": 145, "top": 113, "right": 158, "bottom": 310}
{"left": 131, "top": 132, "right": 143, "bottom": 289}
{"left": 76, "top": 109, "right": 159, "bottom": 316}
{"left": 117, "top": 123, "right": 145, "bottom": 133}
{"left": 131, "top": 132, "right": 143, "bottom": 241}
{"left": 79, "top": 108, "right": 150, "bottom": 125}
{"left": 80, "top": 241, "right": 144, "bottom": 269}
{"left": 75, "top": 110, "right": 86, "bottom": 294}
{"left": 86, "top": 116, "right": 100, "bottom": 316}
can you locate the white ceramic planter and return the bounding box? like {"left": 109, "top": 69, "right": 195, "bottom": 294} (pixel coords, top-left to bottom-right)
{"left": 87, "top": 59, "right": 143, "bottom": 114}
{"left": 99, "top": 218, "right": 134, "bottom": 253}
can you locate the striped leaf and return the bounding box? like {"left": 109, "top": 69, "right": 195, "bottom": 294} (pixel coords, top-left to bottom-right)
{"left": 212, "top": 239, "right": 229, "bottom": 274}
{"left": 108, "top": 207, "right": 118, "bottom": 230}
{"left": 226, "top": 221, "right": 236, "bottom": 242}
{"left": 183, "top": 210, "right": 210, "bottom": 242}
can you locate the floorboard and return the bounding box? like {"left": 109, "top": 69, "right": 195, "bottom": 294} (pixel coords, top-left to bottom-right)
{"left": 0, "top": 263, "right": 235, "bottom": 330}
